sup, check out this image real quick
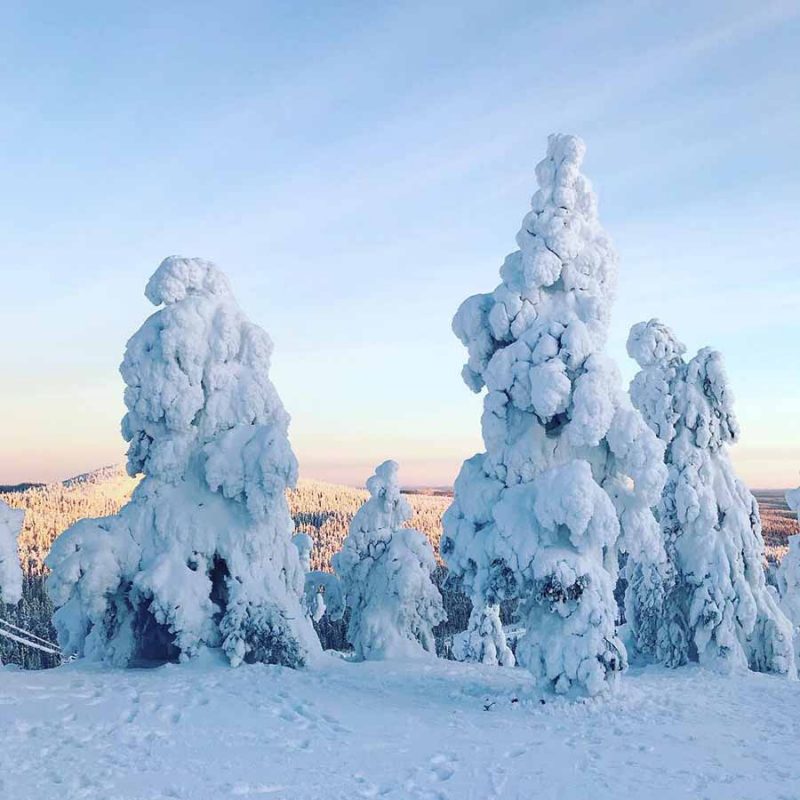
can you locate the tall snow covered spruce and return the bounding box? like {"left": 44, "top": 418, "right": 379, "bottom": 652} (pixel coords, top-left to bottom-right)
{"left": 333, "top": 461, "right": 445, "bottom": 660}
{"left": 0, "top": 500, "right": 23, "bottom": 607}
{"left": 46, "top": 257, "right": 320, "bottom": 667}
{"left": 441, "top": 134, "right": 667, "bottom": 696}
{"left": 628, "top": 319, "right": 795, "bottom": 675}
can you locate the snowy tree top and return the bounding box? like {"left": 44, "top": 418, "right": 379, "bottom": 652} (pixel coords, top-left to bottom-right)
{"left": 121, "top": 256, "right": 291, "bottom": 485}
{"left": 628, "top": 318, "right": 739, "bottom": 449}
{"left": 627, "top": 319, "right": 686, "bottom": 368}
{"left": 453, "top": 133, "right": 618, "bottom": 395}
{"left": 349, "top": 460, "right": 411, "bottom": 535}
{"left": 145, "top": 256, "right": 232, "bottom": 305}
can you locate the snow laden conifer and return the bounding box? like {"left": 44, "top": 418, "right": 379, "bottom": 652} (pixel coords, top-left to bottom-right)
{"left": 441, "top": 134, "right": 667, "bottom": 696}
{"left": 293, "top": 531, "right": 345, "bottom": 624}
{"left": 628, "top": 319, "right": 795, "bottom": 675}
{"left": 46, "top": 257, "right": 320, "bottom": 668}
{"left": 776, "top": 489, "right": 800, "bottom": 663}
{"left": 0, "top": 500, "right": 23, "bottom": 607}
{"left": 452, "top": 602, "right": 515, "bottom": 666}
{"left": 333, "top": 461, "right": 445, "bottom": 660}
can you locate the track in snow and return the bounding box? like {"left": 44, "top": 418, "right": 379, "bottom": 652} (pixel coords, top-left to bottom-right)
{"left": 1, "top": 653, "right": 799, "bottom": 799}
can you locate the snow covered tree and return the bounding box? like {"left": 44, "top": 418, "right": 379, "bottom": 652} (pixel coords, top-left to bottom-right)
{"left": 46, "top": 256, "right": 320, "bottom": 668}
{"left": 441, "top": 134, "right": 667, "bottom": 696}
{"left": 293, "top": 532, "right": 314, "bottom": 573}
{"left": 777, "top": 536, "right": 800, "bottom": 663}
{"left": 0, "top": 500, "right": 23, "bottom": 606}
{"left": 628, "top": 319, "right": 795, "bottom": 675}
{"left": 303, "top": 570, "right": 345, "bottom": 624}
{"left": 292, "top": 531, "right": 344, "bottom": 623}
{"left": 333, "top": 461, "right": 445, "bottom": 660}
{"left": 452, "top": 601, "right": 515, "bottom": 666}
{"left": 777, "top": 490, "right": 800, "bottom": 663}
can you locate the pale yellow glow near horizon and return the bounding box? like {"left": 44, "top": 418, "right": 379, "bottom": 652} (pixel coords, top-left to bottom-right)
{"left": 2, "top": 438, "right": 798, "bottom": 492}
{"left": 1, "top": 376, "right": 797, "bottom": 490}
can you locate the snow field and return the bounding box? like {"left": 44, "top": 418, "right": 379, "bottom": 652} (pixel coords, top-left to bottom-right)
{"left": 2, "top": 655, "right": 799, "bottom": 800}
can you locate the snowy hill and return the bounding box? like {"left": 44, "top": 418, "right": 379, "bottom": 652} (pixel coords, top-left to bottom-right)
{"left": 0, "top": 470, "right": 453, "bottom": 668}
{"left": 2, "top": 653, "right": 799, "bottom": 799}
{"left": 0, "top": 466, "right": 449, "bottom": 576}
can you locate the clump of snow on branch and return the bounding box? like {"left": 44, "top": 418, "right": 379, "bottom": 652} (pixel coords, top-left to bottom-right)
{"left": 46, "top": 256, "right": 320, "bottom": 668}
{"left": 628, "top": 319, "right": 795, "bottom": 675}
{"left": 0, "top": 500, "right": 23, "bottom": 606}
{"left": 441, "top": 134, "right": 667, "bottom": 697}
{"left": 333, "top": 461, "right": 445, "bottom": 660}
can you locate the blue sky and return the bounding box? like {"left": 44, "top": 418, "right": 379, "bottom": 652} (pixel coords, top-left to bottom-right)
{"left": 1, "top": 1, "right": 799, "bottom": 487}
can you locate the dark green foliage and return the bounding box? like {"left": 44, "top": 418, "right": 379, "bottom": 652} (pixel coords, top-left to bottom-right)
{"left": 0, "top": 573, "right": 59, "bottom": 669}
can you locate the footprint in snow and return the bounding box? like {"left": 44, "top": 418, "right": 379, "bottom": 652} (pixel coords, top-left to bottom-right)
{"left": 429, "top": 753, "right": 457, "bottom": 782}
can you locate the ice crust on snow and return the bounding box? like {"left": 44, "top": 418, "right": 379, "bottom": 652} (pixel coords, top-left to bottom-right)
{"left": 0, "top": 500, "right": 23, "bottom": 606}
{"left": 333, "top": 461, "right": 445, "bottom": 660}
{"left": 441, "top": 134, "right": 667, "bottom": 696}
{"left": 628, "top": 319, "right": 795, "bottom": 675}
{"left": 45, "top": 257, "right": 320, "bottom": 668}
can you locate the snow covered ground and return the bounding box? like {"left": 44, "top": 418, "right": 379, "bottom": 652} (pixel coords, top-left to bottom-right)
{"left": 2, "top": 654, "right": 799, "bottom": 800}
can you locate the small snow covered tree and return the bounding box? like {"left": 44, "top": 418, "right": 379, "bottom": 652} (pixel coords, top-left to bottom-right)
{"left": 293, "top": 532, "right": 314, "bottom": 573}
{"left": 304, "top": 570, "right": 345, "bottom": 625}
{"left": 293, "top": 531, "right": 345, "bottom": 623}
{"left": 452, "top": 601, "right": 515, "bottom": 666}
{"left": 333, "top": 461, "right": 445, "bottom": 660}
{"left": 628, "top": 319, "right": 795, "bottom": 675}
{"left": 441, "top": 134, "right": 667, "bottom": 696}
{"left": 46, "top": 257, "right": 320, "bottom": 668}
{"left": 0, "top": 500, "right": 23, "bottom": 606}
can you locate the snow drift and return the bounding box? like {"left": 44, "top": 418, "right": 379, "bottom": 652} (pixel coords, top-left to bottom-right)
{"left": 46, "top": 256, "right": 320, "bottom": 667}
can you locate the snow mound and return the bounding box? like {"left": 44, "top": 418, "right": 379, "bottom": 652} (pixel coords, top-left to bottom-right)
{"left": 46, "top": 257, "right": 320, "bottom": 668}
{"left": 442, "top": 134, "right": 667, "bottom": 696}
